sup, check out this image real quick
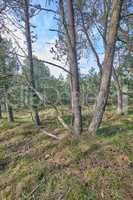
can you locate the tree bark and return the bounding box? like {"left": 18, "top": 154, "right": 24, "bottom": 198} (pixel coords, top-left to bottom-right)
{"left": 88, "top": 0, "right": 123, "bottom": 135}
{"left": 24, "top": 0, "right": 41, "bottom": 126}
{"left": 66, "top": 0, "right": 82, "bottom": 135}
{"left": 59, "top": 0, "right": 82, "bottom": 134}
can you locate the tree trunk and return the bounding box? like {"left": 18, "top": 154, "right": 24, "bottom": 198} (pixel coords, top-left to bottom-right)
{"left": 122, "top": 85, "right": 128, "bottom": 115}
{"left": 7, "top": 105, "right": 14, "bottom": 122}
{"left": 0, "top": 105, "right": 2, "bottom": 119}
{"left": 24, "top": 0, "right": 41, "bottom": 126}
{"left": 67, "top": 0, "right": 82, "bottom": 135}
{"left": 88, "top": 0, "right": 123, "bottom": 135}
{"left": 68, "top": 74, "right": 74, "bottom": 126}
{"left": 117, "top": 88, "right": 123, "bottom": 114}
{"left": 112, "top": 68, "right": 123, "bottom": 115}
{"left": 79, "top": 2, "right": 124, "bottom": 115}
{"left": 5, "top": 94, "right": 14, "bottom": 122}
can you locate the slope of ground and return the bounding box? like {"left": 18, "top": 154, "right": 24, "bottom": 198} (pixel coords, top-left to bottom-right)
{"left": 0, "top": 108, "right": 133, "bottom": 200}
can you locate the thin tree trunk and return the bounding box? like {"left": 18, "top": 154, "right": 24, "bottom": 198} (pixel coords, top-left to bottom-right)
{"left": 122, "top": 85, "right": 128, "bottom": 115}
{"left": 24, "top": 0, "right": 41, "bottom": 126}
{"left": 117, "top": 88, "right": 123, "bottom": 114}
{"left": 88, "top": 0, "right": 123, "bottom": 135}
{"left": 5, "top": 98, "right": 14, "bottom": 122}
{"left": 5, "top": 94, "right": 14, "bottom": 122}
{"left": 0, "top": 105, "right": 2, "bottom": 119}
{"left": 7, "top": 105, "right": 14, "bottom": 122}
{"left": 67, "top": 0, "right": 82, "bottom": 134}
{"left": 59, "top": 0, "right": 82, "bottom": 134}
{"left": 112, "top": 68, "right": 123, "bottom": 114}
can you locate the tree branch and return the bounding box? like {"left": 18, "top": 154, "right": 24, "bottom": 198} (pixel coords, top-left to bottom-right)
{"left": 79, "top": 8, "right": 102, "bottom": 75}
{"left": 29, "top": 4, "right": 57, "bottom": 14}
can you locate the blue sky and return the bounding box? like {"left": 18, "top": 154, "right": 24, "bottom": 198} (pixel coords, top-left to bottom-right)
{"left": 31, "top": 0, "right": 58, "bottom": 54}
{"left": 30, "top": 0, "right": 104, "bottom": 77}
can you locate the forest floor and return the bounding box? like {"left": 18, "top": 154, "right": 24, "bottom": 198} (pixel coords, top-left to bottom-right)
{"left": 0, "top": 106, "right": 133, "bottom": 200}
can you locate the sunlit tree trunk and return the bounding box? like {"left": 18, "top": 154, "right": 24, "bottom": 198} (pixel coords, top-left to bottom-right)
{"left": 88, "top": 0, "right": 123, "bottom": 135}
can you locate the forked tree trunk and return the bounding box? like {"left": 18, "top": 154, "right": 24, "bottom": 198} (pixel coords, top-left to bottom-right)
{"left": 67, "top": 0, "right": 82, "bottom": 134}
{"left": 79, "top": 2, "right": 124, "bottom": 115}
{"left": 88, "top": 0, "right": 123, "bottom": 135}
{"left": 24, "top": 0, "right": 41, "bottom": 126}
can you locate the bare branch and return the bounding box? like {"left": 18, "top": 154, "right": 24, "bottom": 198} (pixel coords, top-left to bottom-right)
{"left": 41, "top": 130, "right": 59, "bottom": 139}
{"left": 49, "top": 29, "right": 64, "bottom": 34}
{"left": 39, "top": 59, "right": 71, "bottom": 75}
{"left": 29, "top": 4, "right": 57, "bottom": 14}
{"left": 78, "top": 8, "right": 102, "bottom": 75}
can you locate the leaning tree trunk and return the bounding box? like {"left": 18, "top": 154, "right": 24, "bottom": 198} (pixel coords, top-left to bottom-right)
{"left": 24, "top": 0, "right": 41, "bottom": 126}
{"left": 88, "top": 0, "right": 123, "bottom": 135}
{"left": 67, "top": 0, "right": 82, "bottom": 135}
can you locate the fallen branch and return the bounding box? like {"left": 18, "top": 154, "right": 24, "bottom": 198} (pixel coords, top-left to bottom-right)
{"left": 41, "top": 129, "right": 59, "bottom": 140}
{"left": 51, "top": 104, "right": 72, "bottom": 132}
{"left": 57, "top": 115, "right": 70, "bottom": 131}
{"left": 20, "top": 77, "right": 72, "bottom": 132}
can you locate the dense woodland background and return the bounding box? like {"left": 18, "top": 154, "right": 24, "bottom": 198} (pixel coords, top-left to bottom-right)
{"left": 0, "top": 0, "right": 133, "bottom": 199}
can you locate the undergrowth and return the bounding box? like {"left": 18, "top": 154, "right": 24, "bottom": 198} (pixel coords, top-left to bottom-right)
{"left": 0, "top": 107, "right": 133, "bottom": 200}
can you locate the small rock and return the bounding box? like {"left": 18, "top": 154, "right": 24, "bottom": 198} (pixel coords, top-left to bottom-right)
{"left": 45, "top": 154, "right": 50, "bottom": 160}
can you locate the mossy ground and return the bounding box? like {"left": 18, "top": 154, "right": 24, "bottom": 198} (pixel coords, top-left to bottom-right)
{"left": 0, "top": 107, "right": 133, "bottom": 200}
